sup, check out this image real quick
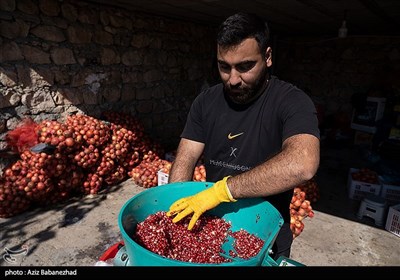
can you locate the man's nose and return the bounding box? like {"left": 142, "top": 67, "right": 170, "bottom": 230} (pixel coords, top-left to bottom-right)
{"left": 228, "top": 69, "right": 241, "bottom": 86}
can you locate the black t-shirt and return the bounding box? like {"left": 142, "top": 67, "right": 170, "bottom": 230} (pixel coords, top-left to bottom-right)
{"left": 181, "top": 75, "right": 320, "bottom": 222}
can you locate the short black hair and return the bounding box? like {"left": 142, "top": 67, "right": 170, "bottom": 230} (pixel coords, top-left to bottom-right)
{"left": 217, "top": 12, "right": 270, "bottom": 54}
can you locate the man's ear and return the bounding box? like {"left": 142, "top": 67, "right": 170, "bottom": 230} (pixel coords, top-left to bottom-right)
{"left": 266, "top": 47, "right": 272, "bottom": 67}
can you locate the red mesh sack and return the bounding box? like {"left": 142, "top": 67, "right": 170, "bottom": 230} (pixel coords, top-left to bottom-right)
{"left": 6, "top": 118, "right": 39, "bottom": 153}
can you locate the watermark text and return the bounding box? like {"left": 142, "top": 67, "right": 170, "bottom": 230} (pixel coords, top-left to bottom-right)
{"left": 5, "top": 268, "right": 78, "bottom": 277}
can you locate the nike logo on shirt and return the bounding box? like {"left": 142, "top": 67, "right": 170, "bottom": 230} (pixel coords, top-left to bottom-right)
{"left": 228, "top": 132, "right": 244, "bottom": 140}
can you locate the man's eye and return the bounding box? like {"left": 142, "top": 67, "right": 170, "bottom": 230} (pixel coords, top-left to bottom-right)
{"left": 219, "top": 64, "right": 230, "bottom": 72}
{"left": 236, "top": 62, "right": 256, "bottom": 73}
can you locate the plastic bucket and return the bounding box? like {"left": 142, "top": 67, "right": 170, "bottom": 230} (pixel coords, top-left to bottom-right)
{"left": 118, "top": 181, "right": 283, "bottom": 266}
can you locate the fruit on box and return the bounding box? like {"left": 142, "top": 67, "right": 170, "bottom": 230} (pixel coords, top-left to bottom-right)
{"left": 351, "top": 168, "right": 379, "bottom": 184}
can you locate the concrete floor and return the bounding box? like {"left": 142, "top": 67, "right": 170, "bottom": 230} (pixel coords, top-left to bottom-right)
{"left": 0, "top": 143, "right": 399, "bottom": 267}
{"left": 291, "top": 142, "right": 400, "bottom": 266}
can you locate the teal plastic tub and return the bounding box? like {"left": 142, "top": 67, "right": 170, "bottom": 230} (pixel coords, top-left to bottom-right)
{"left": 118, "top": 181, "right": 284, "bottom": 266}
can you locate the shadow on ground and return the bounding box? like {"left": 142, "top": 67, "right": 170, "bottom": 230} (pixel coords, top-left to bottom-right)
{"left": 0, "top": 183, "right": 124, "bottom": 266}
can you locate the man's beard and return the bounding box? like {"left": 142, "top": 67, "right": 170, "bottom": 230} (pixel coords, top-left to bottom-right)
{"left": 224, "top": 67, "right": 269, "bottom": 105}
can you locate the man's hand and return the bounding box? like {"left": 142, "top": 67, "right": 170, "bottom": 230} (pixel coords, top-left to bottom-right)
{"left": 166, "top": 176, "right": 237, "bottom": 230}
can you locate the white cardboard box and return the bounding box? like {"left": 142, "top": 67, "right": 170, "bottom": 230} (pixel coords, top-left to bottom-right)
{"left": 157, "top": 169, "right": 169, "bottom": 186}
{"left": 385, "top": 204, "right": 400, "bottom": 238}
{"left": 347, "top": 168, "right": 382, "bottom": 200}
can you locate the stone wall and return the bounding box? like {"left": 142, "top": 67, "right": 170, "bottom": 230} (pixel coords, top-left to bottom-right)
{"left": 2, "top": 0, "right": 400, "bottom": 167}
{"left": 0, "top": 0, "right": 216, "bottom": 157}
{"left": 274, "top": 36, "right": 400, "bottom": 128}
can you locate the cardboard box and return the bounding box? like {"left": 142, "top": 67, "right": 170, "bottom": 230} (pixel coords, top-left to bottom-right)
{"left": 353, "top": 130, "right": 374, "bottom": 146}
{"left": 380, "top": 184, "right": 400, "bottom": 206}
{"left": 385, "top": 204, "right": 400, "bottom": 238}
{"left": 157, "top": 169, "right": 169, "bottom": 186}
{"left": 388, "top": 127, "right": 400, "bottom": 141}
{"left": 347, "top": 168, "right": 382, "bottom": 200}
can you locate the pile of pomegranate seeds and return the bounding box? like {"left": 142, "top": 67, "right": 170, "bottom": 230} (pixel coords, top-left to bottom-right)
{"left": 132, "top": 211, "right": 265, "bottom": 264}
{"left": 229, "top": 230, "right": 265, "bottom": 259}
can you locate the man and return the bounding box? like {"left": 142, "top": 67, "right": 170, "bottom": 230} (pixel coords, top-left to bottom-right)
{"left": 167, "top": 12, "right": 320, "bottom": 260}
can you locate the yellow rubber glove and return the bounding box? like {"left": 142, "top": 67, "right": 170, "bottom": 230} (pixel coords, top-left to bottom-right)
{"left": 166, "top": 176, "right": 237, "bottom": 230}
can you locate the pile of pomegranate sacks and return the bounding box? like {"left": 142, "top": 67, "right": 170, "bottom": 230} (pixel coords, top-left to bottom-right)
{"left": 0, "top": 112, "right": 171, "bottom": 218}
{"left": 290, "top": 179, "right": 318, "bottom": 239}
{"left": 0, "top": 111, "right": 319, "bottom": 243}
